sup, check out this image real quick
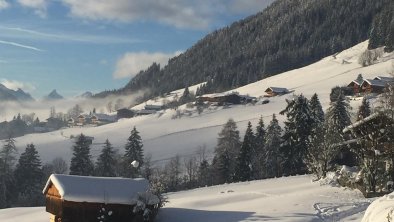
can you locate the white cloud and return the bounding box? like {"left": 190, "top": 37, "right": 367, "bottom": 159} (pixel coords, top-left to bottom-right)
{"left": 0, "top": 0, "right": 9, "bottom": 10}
{"left": 62, "top": 0, "right": 214, "bottom": 29}
{"left": 229, "top": 0, "right": 275, "bottom": 14}
{"left": 17, "top": 0, "right": 48, "bottom": 18}
{"left": 1, "top": 79, "right": 36, "bottom": 92}
{"left": 113, "top": 51, "right": 182, "bottom": 79}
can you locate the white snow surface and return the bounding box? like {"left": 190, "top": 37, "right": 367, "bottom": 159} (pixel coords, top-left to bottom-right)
{"left": 43, "top": 174, "right": 149, "bottom": 205}
{"left": 0, "top": 175, "right": 370, "bottom": 222}
{"left": 362, "top": 192, "right": 394, "bottom": 222}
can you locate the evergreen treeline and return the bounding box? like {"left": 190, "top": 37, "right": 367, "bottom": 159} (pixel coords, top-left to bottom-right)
{"left": 368, "top": 0, "right": 394, "bottom": 51}
{"left": 95, "top": 0, "right": 390, "bottom": 101}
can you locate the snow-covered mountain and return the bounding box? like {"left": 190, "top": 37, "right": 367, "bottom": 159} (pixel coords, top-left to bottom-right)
{"left": 44, "top": 89, "right": 64, "bottom": 100}
{"left": 0, "top": 84, "right": 34, "bottom": 102}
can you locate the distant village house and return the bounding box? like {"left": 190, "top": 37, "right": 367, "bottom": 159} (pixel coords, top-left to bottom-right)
{"left": 199, "top": 92, "right": 257, "bottom": 105}
{"left": 264, "top": 87, "right": 290, "bottom": 97}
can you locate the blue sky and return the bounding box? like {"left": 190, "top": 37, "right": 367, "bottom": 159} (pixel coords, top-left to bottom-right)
{"left": 0, "top": 0, "right": 273, "bottom": 98}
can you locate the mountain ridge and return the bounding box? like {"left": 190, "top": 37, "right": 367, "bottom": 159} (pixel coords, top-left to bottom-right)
{"left": 95, "top": 0, "right": 391, "bottom": 101}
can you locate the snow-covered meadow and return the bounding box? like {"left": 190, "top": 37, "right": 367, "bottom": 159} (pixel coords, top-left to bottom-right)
{"left": 0, "top": 40, "right": 393, "bottom": 221}
{"left": 0, "top": 175, "right": 371, "bottom": 222}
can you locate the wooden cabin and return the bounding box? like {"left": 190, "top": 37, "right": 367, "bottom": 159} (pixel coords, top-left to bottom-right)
{"left": 90, "top": 115, "right": 98, "bottom": 125}
{"left": 117, "top": 108, "right": 135, "bottom": 119}
{"left": 361, "top": 79, "right": 387, "bottom": 94}
{"left": 144, "top": 105, "right": 164, "bottom": 111}
{"left": 198, "top": 92, "right": 256, "bottom": 105}
{"left": 264, "top": 87, "right": 289, "bottom": 97}
{"left": 43, "top": 174, "right": 158, "bottom": 222}
{"left": 347, "top": 80, "right": 363, "bottom": 94}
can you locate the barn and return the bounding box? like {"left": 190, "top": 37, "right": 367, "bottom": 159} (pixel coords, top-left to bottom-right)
{"left": 43, "top": 174, "right": 159, "bottom": 222}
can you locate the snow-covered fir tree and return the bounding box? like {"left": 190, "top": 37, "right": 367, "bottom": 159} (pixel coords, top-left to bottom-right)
{"left": 212, "top": 118, "right": 241, "bottom": 184}
{"left": 309, "top": 93, "right": 325, "bottom": 125}
{"left": 95, "top": 139, "right": 117, "bottom": 177}
{"left": 305, "top": 93, "right": 339, "bottom": 179}
{"left": 357, "top": 97, "right": 371, "bottom": 121}
{"left": 0, "top": 137, "right": 18, "bottom": 208}
{"left": 14, "top": 143, "right": 43, "bottom": 206}
{"left": 280, "top": 94, "right": 313, "bottom": 175}
{"left": 252, "top": 116, "right": 266, "bottom": 179}
{"left": 235, "top": 121, "right": 254, "bottom": 182}
{"left": 69, "top": 134, "right": 94, "bottom": 176}
{"left": 325, "top": 91, "right": 354, "bottom": 165}
{"left": 123, "top": 126, "right": 144, "bottom": 178}
{"left": 264, "top": 114, "right": 282, "bottom": 178}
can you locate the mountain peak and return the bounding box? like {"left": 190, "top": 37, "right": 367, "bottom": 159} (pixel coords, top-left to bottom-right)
{"left": 46, "top": 89, "right": 64, "bottom": 100}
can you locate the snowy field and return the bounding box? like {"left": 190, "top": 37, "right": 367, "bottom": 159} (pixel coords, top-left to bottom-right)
{"left": 0, "top": 175, "right": 372, "bottom": 222}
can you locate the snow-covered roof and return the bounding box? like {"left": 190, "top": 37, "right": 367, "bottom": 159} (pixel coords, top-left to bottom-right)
{"left": 43, "top": 174, "right": 149, "bottom": 205}
{"left": 362, "top": 79, "right": 387, "bottom": 87}
{"left": 374, "top": 76, "right": 394, "bottom": 82}
{"left": 348, "top": 80, "right": 363, "bottom": 86}
{"left": 265, "top": 87, "right": 289, "bottom": 93}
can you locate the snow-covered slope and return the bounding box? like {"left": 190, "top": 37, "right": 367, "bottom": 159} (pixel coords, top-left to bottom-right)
{"left": 0, "top": 175, "right": 370, "bottom": 222}
{"left": 8, "top": 41, "right": 393, "bottom": 166}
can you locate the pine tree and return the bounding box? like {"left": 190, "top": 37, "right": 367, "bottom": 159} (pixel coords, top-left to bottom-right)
{"left": 235, "top": 121, "right": 254, "bottom": 182}
{"left": 325, "top": 91, "right": 354, "bottom": 165}
{"left": 280, "top": 95, "right": 313, "bottom": 175}
{"left": 309, "top": 93, "right": 325, "bottom": 124}
{"left": 253, "top": 116, "right": 266, "bottom": 179}
{"left": 264, "top": 114, "right": 282, "bottom": 178}
{"left": 212, "top": 118, "right": 241, "bottom": 184}
{"left": 69, "top": 134, "right": 94, "bottom": 176}
{"left": 123, "top": 126, "right": 144, "bottom": 178}
{"left": 95, "top": 139, "right": 117, "bottom": 177}
{"left": 14, "top": 143, "right": 43, "bottom": 206}
{"left": 357, "top": 97, "right": 371, "bottom": 121}
{"left": 0, "top": 137, "right": 18, "bottom": 208}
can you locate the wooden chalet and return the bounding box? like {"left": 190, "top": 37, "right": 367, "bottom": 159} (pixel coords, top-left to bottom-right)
{"left": 264, "top": 87, "right": 289, "bottom": 97}
{"left": 144, "top": 105, "right": 164, "bottom": 111}
{"left": 43, "top": 174, "right": 158, "bottom": 222}
{"left": 199, "top": 92, "right": 256, "bottom": 105}
{"left": 347, "top": 79, "right": 364, "bottom": 94}
{"left": 361, "top": 79, "right": 387, "bottom": 94}
{"left": 117, "top": 108, "right": 135, "bottom": 119}
{"left": 77, "top": 115, "right": 85, "bottom": 126}
{"left": 90, "top": 115, "right": 98, "bottom": 125}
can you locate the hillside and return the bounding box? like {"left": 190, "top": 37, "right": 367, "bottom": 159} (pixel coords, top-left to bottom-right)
{"left": 96, "top": 0, "right": 391, "bottom": 101}
{"left": 0, "top": 175, "right": 370, "bottom": 222}
{"left": 6, "top": 40, "right": 393, "bottom": 166}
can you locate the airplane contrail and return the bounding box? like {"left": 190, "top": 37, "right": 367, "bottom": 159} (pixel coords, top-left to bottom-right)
{"left": 0, "top": 39, "right": 43, "bottom": 52}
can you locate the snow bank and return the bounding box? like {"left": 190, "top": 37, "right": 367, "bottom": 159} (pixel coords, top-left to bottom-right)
{"left": 362, "top": 192, "right": 394, "bottom": 222}
{"left": 43, "top": 174, "right": 149, "bottom": 205}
